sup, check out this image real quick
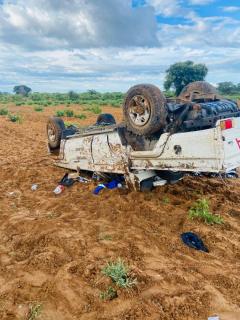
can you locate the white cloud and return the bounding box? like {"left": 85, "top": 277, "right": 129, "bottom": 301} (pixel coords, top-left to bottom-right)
{"left": 189, "top": 0, "right": 215, "bottom": 5}
{"left": 222, "top": 6, "right": 240, "bottom": 13}
{"left": 146, "top": 0, "right": 184, "bottom": 16}
{"left": 0, "top": 0, "right": 239, "bottom": 92}
{"left": 0, "top": 0, "right": 158, "bottom": 49}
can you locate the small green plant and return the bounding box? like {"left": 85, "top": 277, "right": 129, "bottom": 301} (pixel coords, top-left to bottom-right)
{"left": 0, "top": 108, "right": 8, "bottom": 115}
{"left": 34, "top": 106, "right": 43, "bottom": 112}
{"left": 64, "top": 109, "right": 74, "bottom": 117}
{"left": 100, "top": 286, "right": 117, "bottom": 301}
{"left": 8, "top": 114, "right": 22, "bottom": 123}
{"left": 64, "top": 121, "right": 78, "bottom": 127}
{"left": 189, "top": 198, "right": 224, "bottom": 224}
{"left": 28, "top": 303, "right": 42, "bottom": 320}
{"left": 55, "top": 110, "right": 65, "bottom": 117}
{"left": 102, "top": 258, "right": 137, "bottom": 289}
{"left": 74, "top": 113, "right": 87, "bottom": 120}
{"left": 99, "top": 234, "right": 112, "bottom": 241}
{"left": 162, "top": 196, "right": 170, "bottom": 204}
{"left": 15, "top": 102, "right": 24, "bottom": 106}
{"left": 86, "top": 105, "right": 102, "bottom": 114}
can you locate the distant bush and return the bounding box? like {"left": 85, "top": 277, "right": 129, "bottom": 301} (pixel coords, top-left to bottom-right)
{"left": 85, "top": 105, "right": 102, "bottom": 114}
{"left": 55, "top": 110, "right": 65, "bottom": 117}
{"left": 74, "top": 113, "right": 87, "bottom": 120}
{"left": 8, "top": 114, "right": 22, "bottom": 123}
{"left": 0, "top": 91, "right": 125, "bottom": 109}
{"left": 64, "top": 121, "right": 78, "bottom": 127}
{"left": 34, "top": 106, "right": 44, "bottom": 112}
{"left": 0, "top": 108, "right": 8, "bottom": 115}
{"left": 64, "top": 109, "right": 74, "bottom": 117}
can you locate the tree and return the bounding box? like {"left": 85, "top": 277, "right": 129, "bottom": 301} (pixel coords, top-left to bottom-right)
{"left": 13, "top": 85, "right": 32, "bottom": 96}
{"left": 68, "top": 90, "right": 79, "bottom": 100}
{"left": 164, "top": 61, "right": 208, "bottom": 95}
{"left": 217, "top": 82, "right": 237, "bottom": 95}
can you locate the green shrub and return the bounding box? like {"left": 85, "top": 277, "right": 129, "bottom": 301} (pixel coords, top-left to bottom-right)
{"left": 100, "top": 287, "right": 117, "bottom": 301}
{"left": 8, "top": 114, "right": 22, "bottom": 123}
{"left": 64, "top": 121, "right": 78, "bottom": 127}
{"left": 0, "top": 108, "right": 8, "bottom": 115}
{"left": 102, "top": 259, "right": 137, "bottom": 289}
{"left": 64, "top": 109, "right": 74, "bottom": 117}
{"left": 28, "top": 303, "right": 42, "bottom": 320}
{"left": 74, "top": 113, "right": 87, "bottom": 120}
{"left": 189, "top": 198, "right": 223, "bottom": 224}
{"left": 55, "top": 110, "right": 65, "bottom": 117}
{"left": 87, "top": 105, "right": 102, "bottom": 114}
{"left": 15, "top": 102, "right": 24, "bottom": 106}
{"left": 34, "top": 106, "right": 43, "bottom": 112}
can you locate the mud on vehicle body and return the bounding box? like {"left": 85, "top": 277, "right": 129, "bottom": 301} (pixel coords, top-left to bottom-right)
{"left": 47, "top": 81, "right": 240, "bottom": 191}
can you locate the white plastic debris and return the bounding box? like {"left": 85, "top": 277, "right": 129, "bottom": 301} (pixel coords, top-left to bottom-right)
{"left": 31, "top": 184, "right": 38, "bottom": 191}
{"left": 77, "top": 176, "right": 90, "bottom": 183}
{"left": 53, "top": 185, "right": 65, "bottom": 194}
{"left": 208, "top": 316, "right": 220, "bottom": 320}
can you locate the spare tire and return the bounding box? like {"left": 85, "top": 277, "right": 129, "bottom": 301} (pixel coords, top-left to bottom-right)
{"left": 96, "top": 113, "right": 116, "bottom": 126}
{"left": 123, "top": 84, "right": 167, "bottom": 135}
{"left": 178, "top": 81, "right": 218, "bottom": 101}
{"left": 47, "top": 117, "right": 65, "bottom": 150}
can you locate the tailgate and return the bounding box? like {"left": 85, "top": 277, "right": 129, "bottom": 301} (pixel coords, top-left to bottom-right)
{"left": 221, "top": 117, "right": 240, "bottom": 170}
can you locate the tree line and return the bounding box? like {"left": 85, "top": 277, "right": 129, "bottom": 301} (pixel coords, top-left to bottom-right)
{"left": 1, "top": 61, "right": 239, "bottom": 98}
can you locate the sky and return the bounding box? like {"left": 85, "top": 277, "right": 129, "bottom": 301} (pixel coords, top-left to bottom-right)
{"left": 0, "top": 0, "right": 239, "bottom": 92}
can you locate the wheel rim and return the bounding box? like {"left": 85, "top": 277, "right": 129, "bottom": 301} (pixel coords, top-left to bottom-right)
{"left": 129, "top": 95, "right": 151, "bottom": 126}
{"left": 48, "top": 123, "right": 56, "bottom": 142}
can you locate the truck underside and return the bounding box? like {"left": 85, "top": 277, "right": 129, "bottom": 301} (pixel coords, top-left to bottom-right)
{"left": 47, "top": 81, "right": 240, "bottom": 190}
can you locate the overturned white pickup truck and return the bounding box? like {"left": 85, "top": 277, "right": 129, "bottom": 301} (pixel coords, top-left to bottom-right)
{"left": 47, "top": 81, "right": 240, "bottom": 191}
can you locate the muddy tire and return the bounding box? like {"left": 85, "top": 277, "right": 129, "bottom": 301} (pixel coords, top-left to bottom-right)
{"left": 178, "top": 81, "right": 218, "bottom": 101}
{"left": 123, "top": 84, "right": 167, "bottom": 135}
{"left": 96, "top": 113, "right": 116, "bottom": 125}
{"left": 47, "top": 117, "right": 65, "bottom": 150}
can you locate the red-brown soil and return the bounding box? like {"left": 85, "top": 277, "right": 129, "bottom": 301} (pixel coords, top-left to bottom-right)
{"left": 0, "top": 105, "right": 239, "bottom": 320}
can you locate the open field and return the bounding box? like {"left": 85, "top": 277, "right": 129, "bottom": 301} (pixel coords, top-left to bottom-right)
{"left": 0, "top": 104, "right": 240, "bottom": 320}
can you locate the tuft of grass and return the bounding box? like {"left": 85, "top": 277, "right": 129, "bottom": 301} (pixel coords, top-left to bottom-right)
{"left": 99, "top": 234, "right": 112, "bottom": 241}
{"left": 15, "top": 102, "right": 24, "bottom": 106}
{"left": 85, "top": 105, "right": 102, "bottom": 114}
{"left": 64, "top": 109, "right": 74, "bottom": 117}
{"left": 74, "top": 113, "right": 87, "bottom": 120}
{"left": 34, "top": 106, "right": 43, "bottom": 112}
{"left": 64, "top": 121, "right": 78, "bottom": 127}
{"left": 8, "top": 113, "right": 22, "bottom": 123}
{"left": 102, "top": 258, "right": 137, "bottom": 289}
{"left": 55, "top": 110, "right": 65, "bottom": 117}
{"left": 100, "top": 286, "right": 117, "bottom": 301}
{"left": 28, "top": 303, "right": 42, "bottom": 320}
{"left": 189, "top": 198, "right": 224, "bottom": 224}
{"left": 0, "top": 108, "right": 8, "bottom": 115}
{"left": 162, "top": 196, "right": 170, "bottom": 204}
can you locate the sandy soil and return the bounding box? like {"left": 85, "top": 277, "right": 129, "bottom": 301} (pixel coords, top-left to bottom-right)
{"left": 0, "top": 105, "right": 239, "bottom": 320}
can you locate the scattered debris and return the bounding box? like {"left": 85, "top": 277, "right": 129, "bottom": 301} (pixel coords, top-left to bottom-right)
{"left": 31, "top": 184, "right": 38, "bottom": 191}
{"left": 53, "top": 185, "right": 65, "bottom": 195}
{"left": 76, "top": 176, "right": 90, "bottom": 183}
{"left": 93, "top": 180, "right": 122, "bottom": 195}
{"left": 208, "top": 316, "right": 219, "bottom": 320}
{"left": 181, "top": 232, "right": 209, "bottom": 252}
{"left": 59, "top": 173, "right": 75, "bottom": 187}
